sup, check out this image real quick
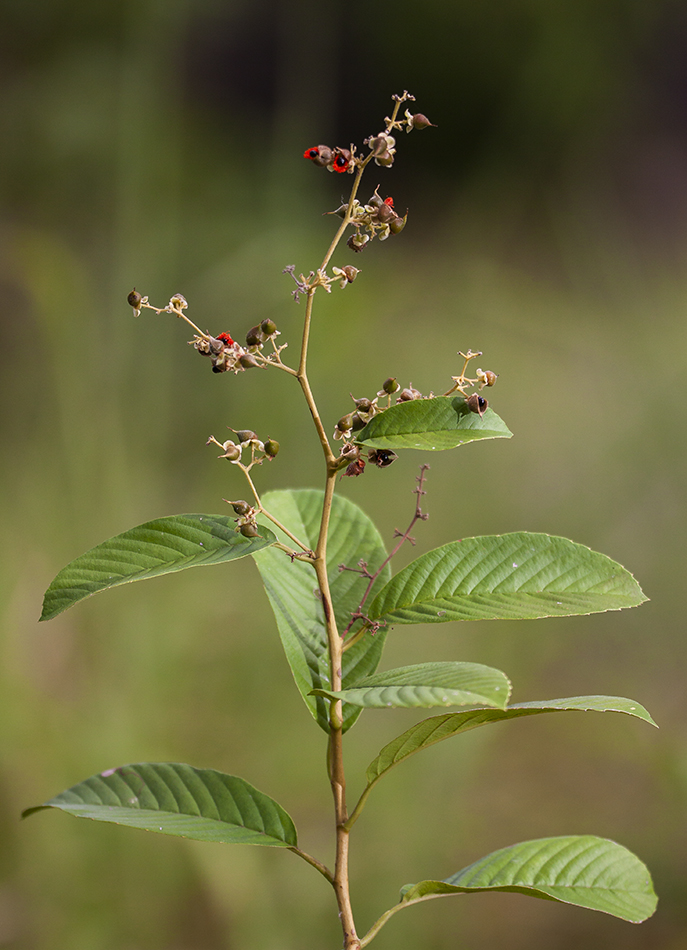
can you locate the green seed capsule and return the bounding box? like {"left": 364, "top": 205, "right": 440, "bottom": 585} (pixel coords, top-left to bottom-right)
{"left": 260, "top": 318, "right": 277, "bottom": 336}
{"left": 127, "top": 289, "right": 142, "bottom": 309}
{"left": 240, "top": 523, "right": 259, "bottom": 538}
{"left": 263, "top": 439, "right": 280, "bottom": 458}
{"left": 382, "top": 377, "right": 399, "bottom": 394}
{"left": 337, "top": 413, "right": 354, "bottom": 432}
{"left": 246, "top": 325, "right": 266, "bottom": 346}
{"left": 236, "top": 430, "right": 258, "bottom": 443}
{"left": 231, "top": 500, "right": 251, "bottom": 515}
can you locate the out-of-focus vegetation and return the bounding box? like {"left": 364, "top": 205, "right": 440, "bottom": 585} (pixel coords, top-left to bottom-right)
{"left": 1, "top": 1, "right": 686, "bottom": 947}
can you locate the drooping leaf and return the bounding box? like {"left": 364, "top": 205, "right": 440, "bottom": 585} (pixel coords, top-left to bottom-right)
{"left": 356, "top": 395, "right": 512, "bottom": 451}
{"left": 400, "top": 836, "right": 657, "bottom": 923}
{"left": 368, "top": 533, "right": 647, "bottom": 625}
{"left": 23, "top": 762, "right": 297, "bottom": 847}
{"left": 40, "top": 515, "right": 276, "bottom": 621}
{"left": 312, "top": 661, "right": 510, "bottom": 709}
{"left": 365, "top": 696, "right": 656, "bottom": 787}
{"left": 253, "top": 490, "right": 391, "bottom": 733}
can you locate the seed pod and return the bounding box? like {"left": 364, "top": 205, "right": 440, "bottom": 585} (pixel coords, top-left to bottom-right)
{"left": 127, "top": 289, "right": 142, "bottom": 309}
{"left": 212, "top": 362, "right": 227, "bottom": 373}
{"left": 483, "top": 370, "right": 497, "bottom": 387}
{"left": 341, "top": 443, "right": 360, "bottom": 461}
{"left": 235, "top": 429, "right": 258, "bottom": 444}
{"left": 410, "top": 113, "right": 435, "bottom": 130}
{"left": 246, "top": 325, "right": 266, "bottom": 346}
{"left": 260, "top": 318, "right": 278, "bottom": 336}
{"left": 376, "top": 203, "right": 395, "bottom": 223}
{"left": 337, "top": 413, "right": 354, "bottom": 432}
{"left": 170, "top": 293, "right": 188, "bottom": 310}
{"left": 388, "top": 213, "right": 407, "bottom": 235}
{"left": 263, "top": 439, "right": 280, "bottom": 458}
{"left": 374, "top": 150, "right": 394, "bottom": 167}
{"left": 368, "top": 449, "right": 398, "bottom": 468}
{"left": 303, "top": 145, "right": 332, "bottom": 167}
{"left": 220, "top": 444, "right": 241, "bottom": 461}
{"left": 352, "top": 397, "right": 372, "bottom": 413}
{"left": 239, "top": 353, "right": 261, "bottom": 369}
{"left": 467, "top": 393, "right": 488, "bottom": 416}
{"left": 398, "top": 387, "right": 421, "bottom": 401}
{"left": 350, "top": 413, "right": 366, "bottom": 431}
{"left": 341, "top": 265, "right": 359, "bottom": 282}
{"left": 367, "top": 193, "right": 384, "bottom": 209}
{"left": 230, "top": 500, "right": 251, "bottom": 515}
{"left": 382, "top": 377, "right": 400, "bottom": 394}
{"left": 208, "top": 336, "right": 225, "bottom": 355}
{"left": 240, "top": 523, "right": 259, "bottom": 538}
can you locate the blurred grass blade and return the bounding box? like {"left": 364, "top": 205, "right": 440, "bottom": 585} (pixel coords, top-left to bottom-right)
{"left": 254, "top": 490, "right": 391, "bottom": 733}
{"left": 356, "top": 395, "right": 512, "bottom": 451}
{"left": 312, "top": 661, "right": 511, "bottom": 709}
{"left": 40, "top": 514, "right": 277, "bottom": 621}
{"left": 368, "top": 533, "right": 647, "bottom": 625}
{"left": 400, "top": 836, "right": 657, "bottom": 922}
{"left": 23, "top": 762, "right": 297, "bottom": 847}
{"left": 365, "top": 696, "right": 656, "bottom": 787}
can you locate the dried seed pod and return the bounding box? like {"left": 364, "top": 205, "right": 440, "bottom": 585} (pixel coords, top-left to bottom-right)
{"left": 368, "top": 449, "right": 398, "bottom": 468}
{"left": 342, "top": 458, "right": 366, "bottom": 477}
{"left": 235, "top": 430, "right": 258, "bottom": 444}
{"left": 410, "top": 113, "right": 435, "bottom": 130}
{"left": 303, "top": 145, "right": 332, "bottom": 167}
{"left": 467, "top": 393, "right": 488, "bottom": 416}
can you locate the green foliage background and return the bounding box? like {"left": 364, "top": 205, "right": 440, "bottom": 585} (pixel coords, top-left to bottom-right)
{"left": 1, "top": 1, "right": 686, "bottom": 947}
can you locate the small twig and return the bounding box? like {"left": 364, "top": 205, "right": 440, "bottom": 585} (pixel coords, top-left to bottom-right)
{"left": 341, "top": 465, "right": 430, "bottom": 639}
{"left": 287, "top": 846, "right": 334, "bottom": 884}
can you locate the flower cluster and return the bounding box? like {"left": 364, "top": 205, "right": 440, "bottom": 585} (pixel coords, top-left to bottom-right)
{"left": 303, "top": 145, "right": 356, "bottom": 174}
{"left": 207, "top": 430, "right": 279, "bottom": 467}
{"left": 225, "top": 499, "right": 260, "bottom": 538}
{"left": 333, "top": 189, "right": 407, "bottom": 252}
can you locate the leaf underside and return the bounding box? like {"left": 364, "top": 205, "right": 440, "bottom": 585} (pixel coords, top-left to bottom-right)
{"left": 23, "top": 762, "right": 297, "bottom": 847}
{"left": 401, "top": 836, "right": 657, "bottom": 923}
{"left": 312, "top": 661, "right": 511, "bottom": 709}
{"left": 368, "top": 533, "right": 647, "bottom": 625}
{"left": 40, "top": 515, "right": 276, "bottom": 621}
{"left": 365, "top": 696, "right": 656, "bottom": 786}
{"left": 356, "top": 395, "right": 512, "bottom": 451}
{"left": 254, "top": 490, "right": 391, "bottom": 733}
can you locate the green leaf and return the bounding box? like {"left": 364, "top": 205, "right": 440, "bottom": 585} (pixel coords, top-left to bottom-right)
{"left": 253, "top": 490, "right": 391, "bottom": 733}
{"left": 365, "top": 696, "right": 656, "bottom": 786}
{"left": 23, "top": 762, "right": 297, "bottom": 847}
{"left": 40, "top": 515, "right": 277, "bottom": 621}
{"left": 312, "top": 661, "right": 511, "bottom": 709}
{"left": 356, "top": 395, "right": 512, "bottom": 451}
{"left": 368, "top": 533, "right": 647, "bottom": 625}
{"left": 400, "top": 836, "right": 657, "bottom": 923}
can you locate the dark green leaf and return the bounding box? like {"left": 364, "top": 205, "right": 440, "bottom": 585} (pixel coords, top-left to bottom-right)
{"left": 312, "top": 661, "right": 510, "bottom": 709}
{"left": 356, "top": 395, "right": 512, "bottom": 451}
{"left": 368, "top": 533, "right": 647, "bottom": 625}
{"left": 23, "top": 762, "right": 297, "bottom": 847}
{"left": 40, "top": 515, "right": 276, "bottom": 621}
{"left": 365, "top": 696, "right": 656, "bottom": 786}
{"left": 254, "top": 490, "right": 390, "bottom": 733}
{"left": 401, "top": 836, "right": 657, "bottom": 922}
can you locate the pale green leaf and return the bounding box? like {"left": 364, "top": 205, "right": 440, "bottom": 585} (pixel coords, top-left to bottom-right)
{"left": 254, "top": 490, "right": 390, "bottom": 733}
{"left": 401, "top": 836, "right": 657, "bottom": 922}
{"left": 40, "top": 515, "right": 276, "bottom": 621}
{"left": 368, "top": 533, "right": 647, "bottom": 625}
{"left": 312, "top": 661, "right": 510, "bottom": 709}
{"left": 365, "top": 696, "right": 656, "bottom": 786}
{"left": 356, "top": 395, "right": 512, "bottom": 451}
{"left": 23, "top": 762, "right": 297, "bottom": 847}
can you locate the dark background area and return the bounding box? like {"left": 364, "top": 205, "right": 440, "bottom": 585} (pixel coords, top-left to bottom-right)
{"left": 1, "top": 1, "right": 686, "bottom": 948}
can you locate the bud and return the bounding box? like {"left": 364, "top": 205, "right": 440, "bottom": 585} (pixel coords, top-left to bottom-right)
{"left": 239, "top": 353, "right": 261, "bottom": 369}
{"left": 388, "top": 213, "right": 407, "bottom": 235}
{"left": 466, "top": 393, "right": 488, "bottom": 417}
{"left": 246, "top": 325, "right": 266, "bottom": 346}
{"left": 230, "top": 500, "right": 252, "bottom": 515}
{"left": 263, "top": 439, "right": 280, "bottom": 458}
{"left": 235, "top": 430, "right": 258, "bottom": 444}
{"left": 240, "top": 523, "right": 259, "bottom": 538}
{"left": 127, "top": 289, "right": 142, "bottom": 310}
{"left": 382, "top": 377, "right": 400, "bottom": 394}
{"left": 260, "top": 318, "right": 278, "bottom": 336}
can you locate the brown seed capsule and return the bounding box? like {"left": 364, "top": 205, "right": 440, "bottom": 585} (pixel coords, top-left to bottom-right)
{"left": 240, "top": 523, "right": 259, "bottom": 538}
{"left": 220, "top": 444, "right": 241, "bottom": 461}
{"left": 337, "top": 413, "right": 355, "bottom": 432}
{"left": 341, "top": 443, "right": 360, "bottom": 461}
{"left": 246, "top": 325, "right": 266, "bottom": 346}
{"left": 368, "top": 449, "right": 398, "bottom": 468}
{"left": 342, "top": 458, "right": 366, "bottom": 477}
{"left": 467, "top": 393, "right": 488, "bottom": 416}
{"left": 341, "top": 265, "right": 359, "bottom": 282}
{"left": 483, "top": 371, "right": 497, "bottom": 387}
{"left": 263, "top": 439, "right": 280, "bottom": 458}
{"left": 260, "top": 318, "right": 277, "bottom": 336}
{"left": 212, "top": 362, "right": 227, "bottom": 373}
{"left": 352, "top": 396, "right": 372, "bottom": 412}
{"left": 231, "top": 500, "right": 251, "bottom": 515}
{"left": 374, "top": 150, "right": 394, "bottom": 167}
{"left": 127, "top": 289, "right": 142, "bottom": 309}
{"left": 350, "top": 413, "right": 366, "bottom": 431}
{"left": 235, "top": 429, "right": 258, "bottom": 443}
{"left": 238, "top": 353, "right": 261, "bottom": 369}
{"left": 208, "top": 337, "right": 225, "bottom": 355}
{"left": 388, "top": 213, "right": 407, "bottom": 235}
{"left": 410, "top": 113, "right": 435, "bottom": 130}
{"left": 383, "top": 377, "right": 400, "bottom": 394}
{"left": 367, "top": 193, "right": 384, "bottom": 209}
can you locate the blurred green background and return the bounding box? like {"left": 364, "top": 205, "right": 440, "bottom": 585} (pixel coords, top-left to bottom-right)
{"left": 1, "top": 0, "right": 686, "bottom": 947}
